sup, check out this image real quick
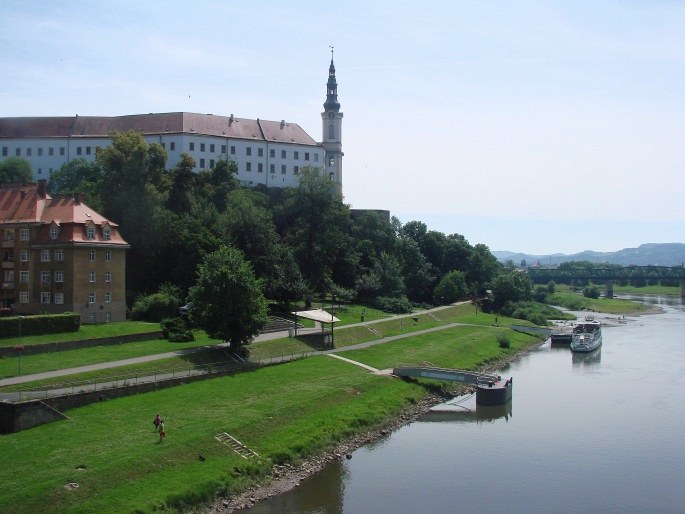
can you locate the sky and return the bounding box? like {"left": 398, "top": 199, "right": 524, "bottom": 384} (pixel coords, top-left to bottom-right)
{"left": 1, "top": 0, "right": 684, "bottom": 255}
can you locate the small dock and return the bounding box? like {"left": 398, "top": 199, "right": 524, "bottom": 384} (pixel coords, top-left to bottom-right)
{"left": 550, "top": 327, "right": 573, "bottom": 344}
{"left": 392, "top": 366, "right": 512, "bottom": 405}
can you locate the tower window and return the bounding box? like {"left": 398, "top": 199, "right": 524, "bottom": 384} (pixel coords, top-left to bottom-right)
{"left": 328, "top": 124, "right": 334, "bottom": 139}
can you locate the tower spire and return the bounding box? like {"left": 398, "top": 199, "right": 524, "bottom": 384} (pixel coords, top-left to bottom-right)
{"left": 323, "top": 46, "right": 340, "bottom": 112}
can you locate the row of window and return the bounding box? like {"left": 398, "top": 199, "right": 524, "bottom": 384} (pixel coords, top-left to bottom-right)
{"left": 184, "top": 142, "right": 319, "bottom": 162}
{"left": 39, "top": 248, "right": 112, "bottom": 262}
{"left": 1, "top": 146, "right": 100, "bottom": 157}
{"left": 9, "top": 270, "right": 112, "bottom": 284}
{"left": 240, "top": 162, "right": 303, "bottom": 174}
{"left": 19, "top": 291, "right": 112, "bottom": 304}
{"left": 6, "top": 227, "right": 110, "bottom": 243}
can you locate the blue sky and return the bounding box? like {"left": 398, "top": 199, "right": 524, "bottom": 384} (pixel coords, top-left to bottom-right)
{"left": 2, "top": 0, "right": 683, "bottom": 255}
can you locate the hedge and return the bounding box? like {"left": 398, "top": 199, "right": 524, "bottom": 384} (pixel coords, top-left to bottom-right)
{"left": 0, "top": 313, "right": 81, "bottom": 338}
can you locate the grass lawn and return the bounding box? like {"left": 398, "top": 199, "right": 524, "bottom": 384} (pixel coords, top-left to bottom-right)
{"left": 612, "top": 284, "right": 680, "bottom": 296}
{"left": 0, "top": 320, "right": 545, "bottom": 513}
{"left": 548, "top": 290, "right": 649, "bottom": 315}
{"left": 0, "top": 332, "right": 222, "bottom": 380}
{"left": 0, "top": 321, "right": 161, "bottom": 348}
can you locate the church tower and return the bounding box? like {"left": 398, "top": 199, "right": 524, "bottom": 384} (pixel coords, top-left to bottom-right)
{"left": 321, "top": 50, "right": 343, "bottom": 196}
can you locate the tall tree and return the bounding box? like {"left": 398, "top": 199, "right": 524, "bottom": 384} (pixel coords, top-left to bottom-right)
{"left": 284, "top": 166, "right": 350, "bottom": 295}
{"left": 187, "top": 246, "right": 268, "bottom": 351}
{"left": 48, "top": 158, "right": 102, "bottom": 209}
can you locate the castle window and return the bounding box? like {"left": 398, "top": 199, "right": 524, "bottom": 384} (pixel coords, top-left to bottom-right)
{"left": 294, "top": 151, "right": 299, "bottom": 160}
{"left": 200, "top": 158, "right": 205, "bottom": 169}
{"left": 281, "top": 150, "right": 286, "bottom": 159}
{"left": 210, "top": 159, "right": 215, "bottom": 168}
{"left": 49, "top": 147, "right": 54, "bottom": 156}
{"left": 88, "top": 292, "right": 96, "bottom": 304}
{"left": 314, "top": 153, "right": 319, "bottom": 162}
{"left": 89, "top": 312, "right": 96, "bottom": 323}
{"left": 105, "top": 250, "right": 112, "bottom": 261}
{"left": 270, "top": 164, "right": 275, "bottom": 174}
{"left": 89, "top": 271, "right": 96, "bottom": 283}
{"left": 86, "top": 146, "right": 91, "bottom": 155}
{"left": 189, "top": 142, "right": 195, "bottom": 151}
{"left": 87, "top": 227, "right": 96, "bottom": 240}
{"left": 221, "top": 144, "right": 227, "bottom": 154}
{"left": 89, "top": 249, "right": 96, "bottom": 261}
{"left": 161, "top": 142, "right": 165, "bottom": 149}
{"left": 41, "top": 250, "right": 50, "bottom": 262}
{"left": 27, "top": 148, "right": 32, "bottom": 157}
{"left": 41, "top": 271, "right": 51, "bottom": 283}
{"left": 246, "top": 147, "right": 252, "bottom": 156}
{"left": 294, "top": 166, "right": 299, "bottom": 174}
{"left": 105, "top": 291, "right": 112, "bottom": 303}
{"left": 170, "top": 142, "right": 176, "bottom": 151}
{"left": 305, "top": 152, "right": 310, "bottom": 161}
{"left": 103, "top": 227, "right": 111, "bottom": 241}
{"left": 37, "top": 147, "right": 43, "bottom": 156}
{"left": 258, "top": 148, "right": 263, "bottom": 157}
{"left": 16, "top": 148, "right": 21, "bottom": 156}
{"left": 281, "top": 165, "right": 286, "bottom": 174}
{"left": 210, "top": 143, "right": 215, "bottom": 152}
{"left": 55, "top": 249, "right": 64, "bottom": 261}
{"left": 60, "top": 147, "right": 65, "bottom": 156}
{"left": 76, "top": 147, "right": 82, "bottom": 155}
{"left": 246, "top": 162, "right": 252, "bottom": 172}
{"left": 270, "top": 149, "right": 275, "bottom": 158}
{"left": 200, "top": 143, "right": 205, "bottom": 152}
{"left": 105, "top": 271, "right": 111, "bottom": 283}
{"left": 1, "top": 147, "right": 6, "bottom": 156}
{"left": 230, "top": 146, "right": 235, "bottom": 155}
{"left": 329, "top": 156, "right": 335, "bottom": 166}
{"left": 258, "top": 163, "right": 263, "bottom": 173}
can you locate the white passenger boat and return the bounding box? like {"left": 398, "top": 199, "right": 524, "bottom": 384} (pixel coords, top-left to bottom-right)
{"left": 570, "top": 318, "right": 602, "bottom": 353}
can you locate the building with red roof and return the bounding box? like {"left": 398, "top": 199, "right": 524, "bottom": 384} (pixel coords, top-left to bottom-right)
{"left": 1, "top": 181, "right": 129, "bottom": 322}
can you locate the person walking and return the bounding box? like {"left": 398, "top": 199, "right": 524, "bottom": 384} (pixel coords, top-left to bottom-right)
{"left": 158, "top": 419, "right": 166, "bottom": 441}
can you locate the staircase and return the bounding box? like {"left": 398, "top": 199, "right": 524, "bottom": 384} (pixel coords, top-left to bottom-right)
{"left": 260, "top": 315, "right": 302, "bottom": 334}
{"left": 215, "top": 432, "right": 260, "bottom": 459}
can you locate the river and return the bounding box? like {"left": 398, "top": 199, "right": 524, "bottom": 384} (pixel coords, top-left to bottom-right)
{"left": 246, "top": 296, "right": 685, "bottom": 513}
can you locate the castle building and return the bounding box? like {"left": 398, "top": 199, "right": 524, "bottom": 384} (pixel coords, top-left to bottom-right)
{"left": 0, "top": 181, "right": 129, "bottom": 322}
{"left": 0, "top": 58, "right": 344, "bottom": 195}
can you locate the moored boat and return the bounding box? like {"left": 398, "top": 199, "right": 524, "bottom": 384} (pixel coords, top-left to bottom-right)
{"left": 570, "top": 318, "right": 602, "bottom": 353}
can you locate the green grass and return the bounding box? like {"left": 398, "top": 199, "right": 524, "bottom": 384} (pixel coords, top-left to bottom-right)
{"left": 0, "top": 323, "right": 545, "bottom": 513}
{"left": 0, "top": 321, "right": 161, "bottom": 347}
{"left": 612, "top": 284, "right": 680, "bottom": 296}
{"left": 548, "top": 290, "right": 649, "bottom": 315}
{"left": 0, "top": 332, "right": 221, "bottom": 380}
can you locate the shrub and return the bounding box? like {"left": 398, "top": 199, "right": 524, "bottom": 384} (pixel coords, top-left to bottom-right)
{"left": 131, "top": 292, "right": 180, "bottom": 322}
{"left": 532, "top": 285, "right": 548, "bottom": 303}
{"left": 373, "top": 295, "right": 412, "bottom": 314}
{"left": 0, "top": 313, "right": 80, "bottom": 338}
{"left": 547, "top": 281, "right": 556, "bottom": 294}
{"left": 160, "top": 317, "right": 194, "bottom": 342}
{"left": 583, "top": 286, "right": 601, "bottom": 299}
{"left": 497, "top": 333, "right": 510, "bottom": 348}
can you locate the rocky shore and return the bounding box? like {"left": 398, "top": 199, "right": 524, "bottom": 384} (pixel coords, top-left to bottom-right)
{"left": 204, "top": 342, "right": 542, "bottom": 513}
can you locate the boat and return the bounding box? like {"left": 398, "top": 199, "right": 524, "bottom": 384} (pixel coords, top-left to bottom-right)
{"left": 570, "top": 318, "right": 602, "bottom": 353}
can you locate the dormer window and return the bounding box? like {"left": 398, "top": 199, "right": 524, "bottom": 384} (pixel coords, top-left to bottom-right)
{"left": 86, "top": 226, "right": 95, "bottom": 240}
{"left": 103, "top": 226, "right": 111, "bottom": 241}
{"left": 50, "top": 227, "right": 59, "bottom": 240}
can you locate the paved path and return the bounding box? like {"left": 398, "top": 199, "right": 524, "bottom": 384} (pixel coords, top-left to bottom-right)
{"left": 0, "top": 302, "right": 487, "bottom": 397}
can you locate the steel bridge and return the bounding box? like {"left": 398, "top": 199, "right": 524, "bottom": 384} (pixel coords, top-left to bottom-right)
{"left": 528, "top": 266, "right": 685, "bottom": 298}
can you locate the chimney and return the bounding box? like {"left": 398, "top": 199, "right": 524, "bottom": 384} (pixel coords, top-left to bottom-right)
{"left": 280, "top": 120, "right": 285, "bottom": 128}
{"left": 37, "top": 179, "right": 47, "bottom": 198}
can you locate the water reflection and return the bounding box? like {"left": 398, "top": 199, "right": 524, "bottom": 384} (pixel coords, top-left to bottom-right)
{"left": 421, "top": 399, "right": 513, "bottom": 424}
{"left": 572, "top": 347, "right": 601, "bottom": 367}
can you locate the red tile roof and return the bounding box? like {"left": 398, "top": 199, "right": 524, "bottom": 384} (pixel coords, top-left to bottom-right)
{"left": 0, "top": 183, "right": 128, "bottom": 246}
{"left": 0, "top": 113, "right": 318, "bottom": 146}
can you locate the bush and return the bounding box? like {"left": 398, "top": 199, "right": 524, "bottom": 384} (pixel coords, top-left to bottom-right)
{"left": 373, "top": 295, "right": 412, "bottom": 314}
{"left": 497, "top": 333, "right": 510, "bottom": 348}
{"left": 547, "top": 281, "right": 556, "bottom": 294}
{"left": 131, "top": 292, "right": 180, "bottom": 322}
{"left": 0, "top": 313, "right": 80, "bottom": 338}
{"left": 160, "top": 317, "right": 194, "bottom": 342}
{"left": 582, "top": 285, "right": 601, "bottom": 299}
{"left": 532, "top": 285, "right": 548, "bottom": 303}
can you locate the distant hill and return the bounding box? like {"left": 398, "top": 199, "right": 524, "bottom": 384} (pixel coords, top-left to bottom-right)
{"left": 493, "top": 243, "right": 685, "bottom": 267}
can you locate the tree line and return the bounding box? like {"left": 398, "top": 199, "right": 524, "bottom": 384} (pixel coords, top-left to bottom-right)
{"left": 2, "top": 131, "right": 534, "bottom": 344}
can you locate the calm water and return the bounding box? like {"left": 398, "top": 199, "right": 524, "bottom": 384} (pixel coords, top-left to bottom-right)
{"left": 248, "top": 296, "right": 685, "bottom": 513}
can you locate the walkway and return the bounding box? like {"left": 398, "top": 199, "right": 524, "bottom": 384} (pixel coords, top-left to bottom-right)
{"left": 0, "top": 302, "right": 485, "bottom": 397}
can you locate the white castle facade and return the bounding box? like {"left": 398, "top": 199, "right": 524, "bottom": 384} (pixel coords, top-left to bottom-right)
{"left": 0, "top": 58, "right": 344, "bottom": 194}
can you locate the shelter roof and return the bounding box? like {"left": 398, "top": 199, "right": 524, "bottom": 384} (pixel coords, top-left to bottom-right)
{"left": 292, "top": 309, "right": 340, "bottom": 324}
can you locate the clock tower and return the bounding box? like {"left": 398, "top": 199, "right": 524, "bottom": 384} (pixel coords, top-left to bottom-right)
{"left": 321, "top": 49, "right": 343, "bottom": 195}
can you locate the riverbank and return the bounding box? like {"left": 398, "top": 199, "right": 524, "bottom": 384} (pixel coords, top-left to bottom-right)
{"left": 206, "top": 340, "right": 543, "bottom": 513}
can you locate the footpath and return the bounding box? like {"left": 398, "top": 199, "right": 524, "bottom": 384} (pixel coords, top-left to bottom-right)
{"left": 0, "top": 304, "right": 479, "bottom": 399}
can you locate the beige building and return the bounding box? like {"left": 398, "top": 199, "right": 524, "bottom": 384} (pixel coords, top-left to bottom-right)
{"left": 1, "top": 181, "right": 129, "bottom": 323}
